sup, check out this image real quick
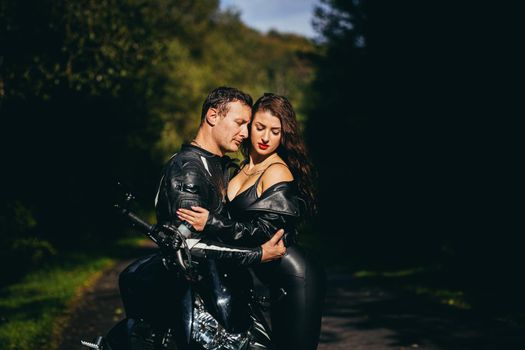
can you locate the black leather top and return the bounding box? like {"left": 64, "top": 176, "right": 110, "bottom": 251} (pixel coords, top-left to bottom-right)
{"left": 228, "top": 171, "right": 260, "bottom": 217}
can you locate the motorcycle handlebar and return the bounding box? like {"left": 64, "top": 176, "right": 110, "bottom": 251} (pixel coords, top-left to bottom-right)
{"left": 125, "top": 210, "right": 155, "bottom": 233}
{"left": 116, "top": 203, "right": 193, "bottom": 272}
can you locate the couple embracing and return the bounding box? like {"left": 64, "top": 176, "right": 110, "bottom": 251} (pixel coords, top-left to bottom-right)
{"left": 154, "top": 87, "right": 325, "bottom": 350}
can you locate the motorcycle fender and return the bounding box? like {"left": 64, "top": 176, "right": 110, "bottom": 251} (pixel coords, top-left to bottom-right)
{"left": 104, "top": 318, "right": 133, "bottom": 350}
{"left": 180, "top": 283, "right": 193, "bottom": 348}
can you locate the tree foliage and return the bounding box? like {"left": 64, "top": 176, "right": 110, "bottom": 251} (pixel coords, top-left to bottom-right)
{"left": 0, "top": 0, "right": 316, "bottom": 281}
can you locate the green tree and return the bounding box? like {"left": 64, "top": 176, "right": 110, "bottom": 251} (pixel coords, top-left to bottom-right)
{"left": 0, "top": 0, "right": 218, "bottom": 278}
{"left": 1, "top": 0, "right": 318, "bottom": 283}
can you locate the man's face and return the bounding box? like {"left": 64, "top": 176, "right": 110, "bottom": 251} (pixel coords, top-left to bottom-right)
{"left": 213, "top": 101, "right": 251, "bottom": 154}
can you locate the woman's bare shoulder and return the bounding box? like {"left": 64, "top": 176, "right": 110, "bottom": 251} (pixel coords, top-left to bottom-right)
{"left": 260, "top": 162, "right": 294, "bottom": 192}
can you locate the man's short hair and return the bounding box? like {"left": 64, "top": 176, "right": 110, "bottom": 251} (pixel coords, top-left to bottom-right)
{"left": 201, "top": 87, "right": 253, "bottom": 122}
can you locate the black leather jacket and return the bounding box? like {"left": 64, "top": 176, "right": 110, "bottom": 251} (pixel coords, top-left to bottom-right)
{"left": 155, "top": 144, "right": 262, "bottom": 266}
{"left": 205, "top": 181, "right": 304, "bottom": 247}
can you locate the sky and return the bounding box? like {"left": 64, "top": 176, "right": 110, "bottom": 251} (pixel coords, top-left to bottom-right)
{"left": 220, "top": 0, "right": 319, "bottom": 38}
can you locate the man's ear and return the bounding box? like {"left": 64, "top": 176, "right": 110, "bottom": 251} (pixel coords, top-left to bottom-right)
{"left": 205, "top": 108, "right": 219, "bottom": 126}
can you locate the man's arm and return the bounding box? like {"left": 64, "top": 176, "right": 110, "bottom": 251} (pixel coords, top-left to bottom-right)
{"left": 163, "top": 162, "right": 211, "bottom": 220}
{"left": 177, "top": 187, "right": 301, "bottom": 246}
{"left": 159, "top": 161, "right": 284, "bottom": 264}
{"left": 177, "top": 168, "right": 300, "bottom": 246}
{"left": 188, "top": 229, "right": 285, "bottom": 265}
{"left": 176, "top": 204, "right": 293, "bottom": 246}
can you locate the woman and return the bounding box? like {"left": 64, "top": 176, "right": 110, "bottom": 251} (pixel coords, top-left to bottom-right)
{"left": 177, "top": 93, "right": 325, "bottom": 350}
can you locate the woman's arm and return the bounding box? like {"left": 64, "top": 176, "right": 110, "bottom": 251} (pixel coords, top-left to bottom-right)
{"left": 160, "top": 160, "right": 285, "bottom": 264}
{"left": 177, "top": 165, "right": 299, "bottom": 246}
{"left": 177, "top": 205, "right": 288, "bottom": 246}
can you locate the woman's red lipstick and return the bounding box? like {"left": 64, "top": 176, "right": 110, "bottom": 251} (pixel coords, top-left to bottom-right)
{"left": 258, "top": 143, "right": 269, "bottom": 150}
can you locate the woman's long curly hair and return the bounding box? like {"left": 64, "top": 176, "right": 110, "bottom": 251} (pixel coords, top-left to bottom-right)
{"left": 241, "top": 93, "right": 317, "bottom": 216}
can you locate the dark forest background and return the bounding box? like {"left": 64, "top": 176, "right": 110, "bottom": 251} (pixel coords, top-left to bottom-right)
{"left": 1, "top": 0, "right": 521, "bottom": 319}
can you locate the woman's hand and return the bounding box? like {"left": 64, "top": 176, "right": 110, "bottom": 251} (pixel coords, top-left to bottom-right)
{"left": 176, "top": 206, "right": 209, "bottom": 232}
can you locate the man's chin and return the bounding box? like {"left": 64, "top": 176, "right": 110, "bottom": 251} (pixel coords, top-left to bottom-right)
{"left": 221, "top": 144, "right": 239, "bottom": 154}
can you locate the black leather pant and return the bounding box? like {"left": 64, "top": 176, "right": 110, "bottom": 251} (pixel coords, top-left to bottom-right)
{"left": 255, "top": 245, "right": 326, "bottom": 350}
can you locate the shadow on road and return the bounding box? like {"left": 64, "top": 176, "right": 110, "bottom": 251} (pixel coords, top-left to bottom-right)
{"left": 319, "top": 273, "right": 524, "bottom": 350}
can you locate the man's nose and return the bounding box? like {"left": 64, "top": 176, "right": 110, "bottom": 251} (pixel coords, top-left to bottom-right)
{"left": 240, "top": 124, "right": 249, "bottom": 139}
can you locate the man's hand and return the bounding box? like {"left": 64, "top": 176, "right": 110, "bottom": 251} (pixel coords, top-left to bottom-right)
{"left": 261, "top": 229, "right": 286, "bottom": 262}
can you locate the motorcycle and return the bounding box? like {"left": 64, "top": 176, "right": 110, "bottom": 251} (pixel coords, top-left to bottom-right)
{"left": 80, "top": 187, "right": 273, "bottom": 350}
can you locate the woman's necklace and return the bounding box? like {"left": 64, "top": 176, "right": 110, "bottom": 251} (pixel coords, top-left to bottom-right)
{"left": 242, "top": 153, "right": 278, "bottom": 176}
{"left": 242, "top": 166, "right": 265, "bottom": 176}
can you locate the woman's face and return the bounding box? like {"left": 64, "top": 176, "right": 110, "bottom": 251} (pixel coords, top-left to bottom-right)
{"left": 250, "top": 110, "right": 282, "bottom": 157}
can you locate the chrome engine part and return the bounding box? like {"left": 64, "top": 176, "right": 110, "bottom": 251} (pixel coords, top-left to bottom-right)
{"left": 191, "top": 300, "right": 250, "bottom": 350}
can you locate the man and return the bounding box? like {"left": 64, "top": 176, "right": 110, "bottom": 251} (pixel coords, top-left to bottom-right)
{"left": 155, "top": 86, "right": 286, "bottom": 263}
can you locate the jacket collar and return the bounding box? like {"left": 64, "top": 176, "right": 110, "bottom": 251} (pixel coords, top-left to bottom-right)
{"left": 181, "top": 143, "right": 222, "bottom": 159}
{"left": 181, "top": 144, "right": 240, "bottom": 168}
{"left": 244, "top": 181, "right": 304, "bottom": 217}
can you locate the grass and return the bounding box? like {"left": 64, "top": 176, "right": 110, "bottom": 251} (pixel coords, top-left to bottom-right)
{"left": 409, "top": 285, "right": 471, "bottom": 309}
{"left": 0, "top": 235, "right": 147, "bottom": 350}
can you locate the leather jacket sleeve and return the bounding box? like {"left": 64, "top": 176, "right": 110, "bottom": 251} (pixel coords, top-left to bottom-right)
{"left": 206, "top": 211, "right": 287, "bottom": 246}
{"left": 205, "top": 182, "right": 303, "bottom": 246}
{"left": 163, "top": 162, "right": 211, "bottom": 220}
{"left": 188, "top": 238, "right": 262, "bottom": 266}
{"left": 160, "top": 160, "right": 262, "bottom": 265}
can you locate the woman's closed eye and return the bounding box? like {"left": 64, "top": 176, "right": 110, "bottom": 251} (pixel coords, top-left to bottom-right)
{"left": 256, "top": 126, "right": 280, "bottom": 135}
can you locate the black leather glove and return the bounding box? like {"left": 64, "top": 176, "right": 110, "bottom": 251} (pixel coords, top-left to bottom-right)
{"left": 153, "top": 224, "right": 183, "bottom": 252}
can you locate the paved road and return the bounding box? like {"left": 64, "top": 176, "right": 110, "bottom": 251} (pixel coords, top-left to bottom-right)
{"left": 59, "top": 256, "right": 524, "bottom": 350}
{"left": 58, "top": 259, "right": 133, "bottom": 350}
{"left": 318, "top": 274, "right": 523, "bottom": 350}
